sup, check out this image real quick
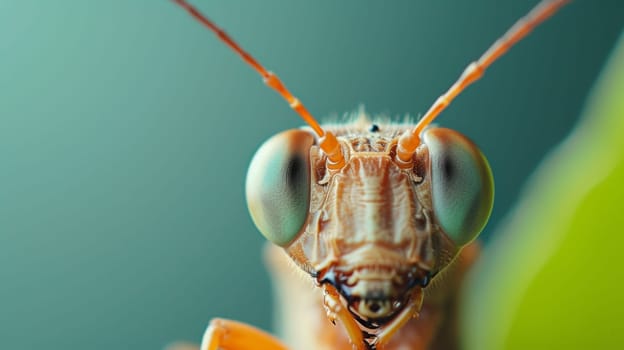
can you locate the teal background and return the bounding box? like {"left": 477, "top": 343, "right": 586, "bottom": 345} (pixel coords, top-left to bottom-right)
{"left": 1, "top": 1, "right": 622, "bottom": 349}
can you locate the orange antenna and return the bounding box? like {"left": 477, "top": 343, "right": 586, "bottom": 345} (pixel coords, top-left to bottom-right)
{"left": 396, "top": 0, "right": 570, "bottom": 164}
{"left": 172, "top": 0, "right": 345, "bottom": 168}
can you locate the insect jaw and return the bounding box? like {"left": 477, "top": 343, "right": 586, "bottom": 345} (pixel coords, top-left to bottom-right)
{"left": 316, "top": 260, "right": 431, "bottom": 328}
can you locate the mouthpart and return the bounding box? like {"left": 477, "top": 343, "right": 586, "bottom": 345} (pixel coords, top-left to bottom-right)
{"left": 318, "top": 263, "right": 431, "bottom": 327}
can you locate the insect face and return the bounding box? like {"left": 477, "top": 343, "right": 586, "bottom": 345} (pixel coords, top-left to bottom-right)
{"left": 246, "top": 116, "right": 494, "bottom": 333}
{"left": 172, "top": 0, "right": 569, "bottom": 348}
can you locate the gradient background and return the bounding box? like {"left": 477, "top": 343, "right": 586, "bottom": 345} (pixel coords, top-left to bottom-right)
{"left": 1, "top": 1, "right": 623, "bottom": 349}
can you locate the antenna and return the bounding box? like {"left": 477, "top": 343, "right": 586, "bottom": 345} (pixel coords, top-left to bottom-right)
{"left": 396, "top": 0, "right": 570, "bottom": 165}
{"left": 172, "top": 0, "right": 345, "bottom": 168}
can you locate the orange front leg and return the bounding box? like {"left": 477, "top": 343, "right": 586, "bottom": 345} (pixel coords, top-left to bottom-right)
{"left": 200, "top": 318, "right": 289, "bottom": 350}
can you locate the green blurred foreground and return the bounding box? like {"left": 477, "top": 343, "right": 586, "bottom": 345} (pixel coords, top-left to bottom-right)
{"left": 462, "top": 32, "right": 624, "bottom": 349}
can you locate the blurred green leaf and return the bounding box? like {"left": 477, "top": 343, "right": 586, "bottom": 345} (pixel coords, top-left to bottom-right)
{"left": 462, "top": 31, "right": 624, "bottom": 350}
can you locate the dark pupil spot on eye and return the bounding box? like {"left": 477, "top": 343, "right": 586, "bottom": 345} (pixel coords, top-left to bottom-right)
{"left": 369, "top": 124, "right": 380, "bottom": 132}
{"left": 443, "top": 155, "right": 455, "bottom": 181}
{"left": 285, "top": 156, "right": 304, "bottom": 191}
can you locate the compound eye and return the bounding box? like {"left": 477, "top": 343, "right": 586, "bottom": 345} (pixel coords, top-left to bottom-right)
{"left": 245, "top": 129, "right": 315, "bottom": 246}
{"left": 423, "top": 128, "right": 494, "bottom": 246}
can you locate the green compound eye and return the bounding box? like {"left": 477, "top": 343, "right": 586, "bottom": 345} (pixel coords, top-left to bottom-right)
{"left": 423, "top": 128, "right": 494, "bottom": 246}
{"left": 245, "top": 129, "right": 315, "bottom": 246}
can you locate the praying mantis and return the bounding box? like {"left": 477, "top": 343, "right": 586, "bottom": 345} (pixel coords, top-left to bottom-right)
{"left": 169, "top": 1, "right": 570, "bottom": 349}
